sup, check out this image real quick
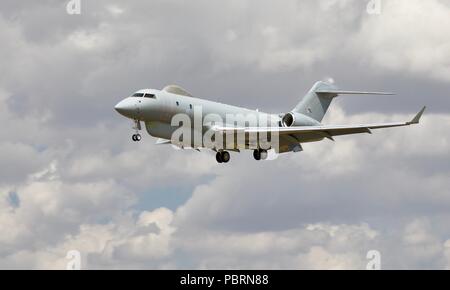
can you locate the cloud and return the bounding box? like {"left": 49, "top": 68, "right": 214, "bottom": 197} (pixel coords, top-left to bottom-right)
{"left": 0, "top": 207, "right": 176, "bottom": 269}
{"left": 353, "top": 0, "right": 450, "bottom": 82}
{"left": 174, "top": 109, "right": 450, "bottom": 232}
{"left": 0, "top": 0, "right": 449, "bottom": 269}
{"left": 173, "top": 222, "right": 377, "bottom": 269}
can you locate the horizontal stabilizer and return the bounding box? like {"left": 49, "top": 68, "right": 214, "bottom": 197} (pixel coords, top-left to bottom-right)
{"left": 293, "top": 81, "right": 394, "bottom": 122}
{"left": 315, "top": 90, "right": 395, "bottom": 96}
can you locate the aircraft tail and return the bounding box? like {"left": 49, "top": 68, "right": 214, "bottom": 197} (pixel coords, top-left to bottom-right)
{"left": 292, "top": 81, "right": 394, "bottom": 122}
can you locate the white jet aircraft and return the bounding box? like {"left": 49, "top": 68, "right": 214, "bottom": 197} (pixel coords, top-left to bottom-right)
{"left": 114, "top": 81, "right": 425, "bottom": 163}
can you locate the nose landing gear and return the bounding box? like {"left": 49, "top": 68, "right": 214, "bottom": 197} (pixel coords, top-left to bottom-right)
{"left": 132, "top": 134, "right": 141, "bottom": 142}
{"left": 132, "top": 120, "right": 142, "bottom": 142}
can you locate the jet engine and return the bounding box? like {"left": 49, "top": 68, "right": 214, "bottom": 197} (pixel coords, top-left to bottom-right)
{"left": 281, "top": 112, "right": 301, "bottom": 127}
{"left": 280, "top": 112, "right": 321, "bottom": 127}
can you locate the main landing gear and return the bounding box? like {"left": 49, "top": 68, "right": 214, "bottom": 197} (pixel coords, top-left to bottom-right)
{"left": 216, "top": 149, "right": 268, "bottom": 163}
{"left": 253, "top": 149, "right": 268, "bottom": 161}
{"left": 216, "top": 151, "right": 230, "bottom": 163}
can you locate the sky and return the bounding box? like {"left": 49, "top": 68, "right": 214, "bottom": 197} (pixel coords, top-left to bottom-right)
{"left": 0, "top": 0, "right": 449, "bottom": 269}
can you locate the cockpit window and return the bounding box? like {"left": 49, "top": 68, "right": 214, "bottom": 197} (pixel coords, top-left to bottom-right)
{"left": 132, "top": 93, "right": 144, "bottom": 97}
{"left": 144, "top": 93, "right": 156, "bottom": 99}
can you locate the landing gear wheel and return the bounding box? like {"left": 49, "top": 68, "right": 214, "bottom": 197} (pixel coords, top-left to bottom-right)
{"left": 221, "top": 151, "right": 230, "bottom": 163}
{"left": 260, "top": 149, "right": 268, "bottom": 160}
{"left": 216, "top": 151, "right": 230, "bottom": 163}
{"left": 253, "top": 149, "right": 267, "bottom": 161}
{"left": 216, "top": 152, "right": 223, "bottom": 163}
{"left": 132, "top": 134, "right": 141, "bottom": 142}
{"left": 253, "top": 149, "right": 261, "bottom": 161}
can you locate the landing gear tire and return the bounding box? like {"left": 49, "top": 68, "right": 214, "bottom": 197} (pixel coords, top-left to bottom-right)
{"left": 132, "top": 134, "right": 141, "bottom": 142}
{"left": 221, "top": 151, "right": 230, "bottom": 163}
{"left": 253, "top": 149, "right": 261, "bottom": 161}
{"left": 216, "top": 151, "right": 230, "bottom": 163}
{"left": 216, "top": 152, "right": 223, "bottom": 163}
{"left": 260, "top": 150, "right": 268, "bottom": 160}
{"left": 253, "top": 149, "right": 267, "bottom": 161}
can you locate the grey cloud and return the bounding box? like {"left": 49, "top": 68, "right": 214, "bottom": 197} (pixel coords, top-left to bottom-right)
{"left": 0, "top": 0, "right": 449, "bottom": 269}
{"left": 174, "top": 112, "right": 450, "bottom": 233}
{"left": 1, "top": 0, "right": 448, "bottom": 126}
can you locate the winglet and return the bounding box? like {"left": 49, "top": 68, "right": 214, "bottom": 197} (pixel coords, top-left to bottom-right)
{"left": 407, "top": 106, "right": 426, "bottom": 125}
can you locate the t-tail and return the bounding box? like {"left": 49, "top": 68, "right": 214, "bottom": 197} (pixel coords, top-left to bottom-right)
{"left": 293, "top": 81, "right": 395, "bottom": 122}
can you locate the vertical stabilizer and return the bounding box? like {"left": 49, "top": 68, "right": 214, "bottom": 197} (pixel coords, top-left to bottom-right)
{"left": 293, "top": 81, "right": 338, "bottom": 122}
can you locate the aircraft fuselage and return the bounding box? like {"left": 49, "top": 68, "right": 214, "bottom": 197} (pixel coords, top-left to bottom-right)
{"left": 115, "top": 88, "right": 290, "bottom": 144}
{"left": 114, "top": 82, "right": 424, "bottom": 163}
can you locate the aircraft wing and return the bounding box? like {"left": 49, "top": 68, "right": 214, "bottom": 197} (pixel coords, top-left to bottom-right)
{"left": 214, "top": 107, "right": 426, "bottom": 139}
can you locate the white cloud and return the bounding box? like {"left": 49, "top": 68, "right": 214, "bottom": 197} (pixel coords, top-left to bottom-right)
{"left": 109, "top": 208, "right": 176, "bottom": 262}
{"left": 173, "top": 223, "right": 377, "bottom": 269}
{"left": 0, "top": 207, "right": 176, "bottom": 269}
{"left": 107, "top": 5, "right": 125, "bottom": 17}
{"left": 68, "top": 29, "right": 111, "bottom": 51}
{"left": 0, "top": 0, "right": 449, "bottom": 269}
{"left": 354, "top": 0, "right": 450, "bottom": 82}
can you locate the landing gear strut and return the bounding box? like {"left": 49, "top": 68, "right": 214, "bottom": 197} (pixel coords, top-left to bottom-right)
{"left": 216, "top": 151, "right": 230, "bottom": 163}
{"left": 253, "top": 149, "right": 268, "bottom": 161}
{"left": 132, "top": 120, "right": 142, "bottom": 142}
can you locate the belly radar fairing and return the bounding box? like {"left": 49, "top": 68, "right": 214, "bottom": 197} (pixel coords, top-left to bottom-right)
{"left": 114, "top": 81, "right": 425, "bottom": 163}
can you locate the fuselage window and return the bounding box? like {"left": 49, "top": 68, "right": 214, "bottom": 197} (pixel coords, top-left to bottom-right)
{"left": 144, "top": 93, "right": 156, "bottom": 98}
{"left": 189, "top": 104, "right": 193, "bottom": 109}
{"left": 132, "top": 93, "right": 144, "bottom": 97}
{"left": 176, "top": 101, "right": 179, "bottom": 106}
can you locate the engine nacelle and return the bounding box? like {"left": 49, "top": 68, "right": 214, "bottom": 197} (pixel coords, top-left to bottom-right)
{"left": 281, "top": 112, "right": 320, "bottom": 127}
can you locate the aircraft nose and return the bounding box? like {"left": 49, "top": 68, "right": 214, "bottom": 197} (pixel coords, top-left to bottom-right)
{"left": 114, "top": 99, "right": 135, "bottom": 117}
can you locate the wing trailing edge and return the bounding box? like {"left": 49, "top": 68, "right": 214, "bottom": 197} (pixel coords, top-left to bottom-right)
{"left": 213, "top": 107, "right": 426, "bottom": 138}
